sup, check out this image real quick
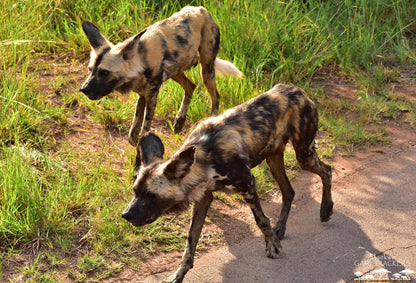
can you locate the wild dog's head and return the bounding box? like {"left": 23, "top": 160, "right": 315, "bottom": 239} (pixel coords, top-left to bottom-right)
{"left": 80, "top": 21, "right": 147, "bottom": 100}
{"left": 122, "top": 132, "right": 196, "bottom": 226}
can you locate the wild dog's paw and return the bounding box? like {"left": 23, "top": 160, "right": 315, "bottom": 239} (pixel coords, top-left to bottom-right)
{"left": 273, "top": 223, "right": 286, "bottom": 240}
{"left": 173, "top": 116, "right": 185, "bottom": 134}
{"left": 163, "top": 272, "right": 184, "bottom": 283}
{"left": 320, "top": 201, "right": 334, "bottom": 222}
{"left": 128, "top": 125, "right": 143, "bottom": 147}
{"left": 265, "top": 238, "right": 281, "bottom": 259}
{"left": 128, "top": 134, "right": 138, "bottom": 147}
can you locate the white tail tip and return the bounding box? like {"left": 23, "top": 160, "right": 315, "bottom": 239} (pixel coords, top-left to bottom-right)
{"left": 214, "top": 58, "right": 244, "bottom": 79}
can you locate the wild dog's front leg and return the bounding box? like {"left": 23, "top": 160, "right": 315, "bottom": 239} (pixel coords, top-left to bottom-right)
{"left": 128, "top": 96, "right": 146, "bottom": 147}
{"left": 266, "top": 146, "right": 295, "bottom": 240}
{"left": 163, "top": 192, "right": 213, "bottom": 283}
{"left": 171, "top": 73, "right": 196, "bottom": 133}
{"left": 130, "top": 92, "right": 159, "bottom": 169}
{"left": 141, "top": 90, "right": 159, "bottom": 134}
{"left": 243, "top": 175, "right": 281, "bottom": 259}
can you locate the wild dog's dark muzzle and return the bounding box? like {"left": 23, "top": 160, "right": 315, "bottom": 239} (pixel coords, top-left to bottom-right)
{"left": 80, "top": 75, "right": 99, "bottom": 100}
{"left": 80, "top": 83, "right": 95, "bottom": 99}
{"left": 121, "top": 210, "right": 134, "bottom": 222}
{"left": 80, "top": 74, "right": 113, "bottom": 100}
{"left": 122, "top": 197, "right": 161, "bottom": 227}
{"left": 122, "top": 191, "right": 170, "bottom": 227}
{"left": 121, "top": 210, "right": 158, "bottom": 227}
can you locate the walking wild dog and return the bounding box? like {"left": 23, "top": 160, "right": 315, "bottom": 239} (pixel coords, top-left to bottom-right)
{"left": 122, "top": 84, "right": 333, "bottom": 283}
{"left": 80, "top": 6, "right": 243, "bottom": 150}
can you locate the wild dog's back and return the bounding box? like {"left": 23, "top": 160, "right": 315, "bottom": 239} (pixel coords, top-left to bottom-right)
{"left": 185, "top": 84, "right": 319, "bottom": 170}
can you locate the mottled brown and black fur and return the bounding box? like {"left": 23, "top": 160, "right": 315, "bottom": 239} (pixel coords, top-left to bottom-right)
{"left": 80, "top": 6, "right": 243, "bottom": 150}
{"left": 122, "top": 84, "right": 333, "bottom": 283}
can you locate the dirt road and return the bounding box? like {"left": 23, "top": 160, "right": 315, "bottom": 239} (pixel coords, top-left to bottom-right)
{"left": 141, "top": 126, "right": 416, "bottom": 283}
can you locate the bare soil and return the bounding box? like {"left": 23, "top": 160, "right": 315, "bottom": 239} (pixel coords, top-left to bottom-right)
{"left": 1, "top": 58, "right": 416, "bottom": 282}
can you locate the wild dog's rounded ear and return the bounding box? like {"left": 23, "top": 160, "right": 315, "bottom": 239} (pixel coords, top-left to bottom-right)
{"left": 121, "top": 28, "right": 147, "bottom": 60}
{"left": 139, "top": 132, "right": 165, "bottom": 166}
{"left": 82, "top": 21, "right": 111, "bottom": 50}
{"left": 164, "top": 146, "right": 196, "bottom": 180}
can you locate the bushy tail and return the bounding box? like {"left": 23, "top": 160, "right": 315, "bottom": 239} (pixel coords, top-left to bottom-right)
{"left": 214, "top": 58, "right": 244, "bottom": 79}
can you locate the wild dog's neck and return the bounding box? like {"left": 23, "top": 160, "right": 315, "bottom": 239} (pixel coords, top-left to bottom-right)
{"left": 179, "top": 163, "right": 216, "bottom": 203}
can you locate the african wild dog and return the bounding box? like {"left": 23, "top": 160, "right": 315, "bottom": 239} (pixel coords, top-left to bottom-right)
{"left": 122, "top": 84, "right": 333, "bottom": 283}
{"left": 80, "top": 6, "right": 243, "bottom": 150}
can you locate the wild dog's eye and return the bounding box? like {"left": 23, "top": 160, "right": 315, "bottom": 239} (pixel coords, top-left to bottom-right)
{"left": 99, "top": 69, "right": 110, "bottom": 77}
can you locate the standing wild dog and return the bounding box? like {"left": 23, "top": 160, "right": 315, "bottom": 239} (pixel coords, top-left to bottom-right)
{"left": 80, "top": 6, "right": 243, "bottom": 149}
{"left": 122, "top": 84, "right": 334, "bottom": 283}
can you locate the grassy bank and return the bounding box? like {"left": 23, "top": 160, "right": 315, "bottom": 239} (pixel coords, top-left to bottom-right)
{"left": 1, "top": 0, "right": 415, "bottom": 281}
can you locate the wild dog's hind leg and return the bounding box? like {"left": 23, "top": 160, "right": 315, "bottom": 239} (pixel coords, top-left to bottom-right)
{"left": 243, "top": 174, "right": 281, "bottom": 258}
{"left": 293, "top": 137, "right": 333, "bottom": 222}
{"left": 201, "top": 63, "right": 220, "bottom": 116}
{"left": 266, "top": 141, "right": 295, "bottom": 240}
{"left": 200, "top": 59, "right": 220, "bottom": 116}
{"left": 199, "top": 25, "right": 220, "bottom": 116}
{"left": 171, "top": 73, "right": 196, "bottom": 133}
{"left": 164, "top": 192, "right": 213, "bottom": 283}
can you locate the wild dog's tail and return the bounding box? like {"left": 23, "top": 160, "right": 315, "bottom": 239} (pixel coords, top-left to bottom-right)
{"left": 214, "top": 58, "right": 244, "bottom": 79}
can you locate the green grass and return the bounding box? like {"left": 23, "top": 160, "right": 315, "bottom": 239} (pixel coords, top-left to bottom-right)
{"left": 1, "top": 0, "right": 416, "bottom": 281}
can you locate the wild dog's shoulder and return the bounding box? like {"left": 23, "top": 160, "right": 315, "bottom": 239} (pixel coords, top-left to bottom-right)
{"left": 269, "top": 84, "right": 311, "bottom": 102}
{"left": 173, "top": 6, "right": 210, "bottom": 18}
{"left": 271, "top": 83, "right": 303, "bottom": 93}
